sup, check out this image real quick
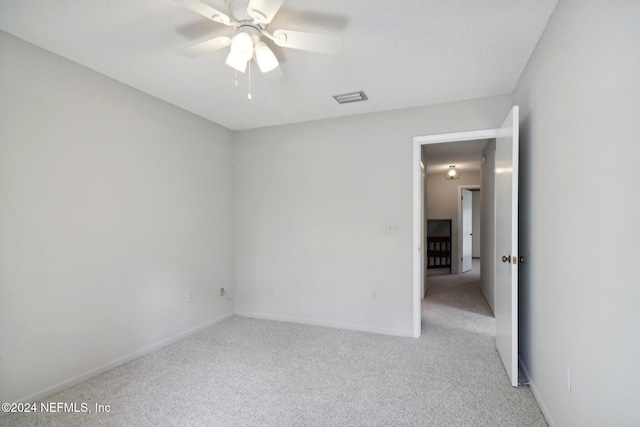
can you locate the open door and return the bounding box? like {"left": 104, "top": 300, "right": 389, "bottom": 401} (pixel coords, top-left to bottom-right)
{"left": 495, "top": 106, "right": 520, "bottom": 387}
{"left": 461, "top": 189, "right": 473, "bottom": 273}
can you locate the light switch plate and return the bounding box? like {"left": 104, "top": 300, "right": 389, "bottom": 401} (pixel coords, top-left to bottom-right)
{"left": 383, "top": 223, "right": 398, "bottom": 234}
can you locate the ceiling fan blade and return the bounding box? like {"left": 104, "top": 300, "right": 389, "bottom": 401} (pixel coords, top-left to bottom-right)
{"left": 177, "top": 37, "right": 232, "bottom": 57}
{"left": 247, "top": 0, "right": 285, "bottom": 24}
{"left": 174, "top": 0, "right": 232, "bottom": 26}
{"left": 272, "top": 29, "right": 341, "bottom": 55}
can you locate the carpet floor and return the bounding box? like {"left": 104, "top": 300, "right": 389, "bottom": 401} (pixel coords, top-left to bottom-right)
{"left": 1, "top": 262, "right": 547, "bottom": 426}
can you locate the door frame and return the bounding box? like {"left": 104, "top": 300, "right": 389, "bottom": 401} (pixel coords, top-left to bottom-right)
{"left": 412, "top": 128, "right": 499, "bottom": 338}
{"left": 458, "top": 184, "right": 481, "bottom": 274}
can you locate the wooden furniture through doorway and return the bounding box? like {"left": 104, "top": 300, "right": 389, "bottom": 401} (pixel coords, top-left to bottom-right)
{"left": 427, "top": 219, "right": 452, "bottom": 271}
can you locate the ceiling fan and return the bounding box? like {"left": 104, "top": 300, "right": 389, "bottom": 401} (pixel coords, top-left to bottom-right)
{"left": 175, "top": 0, "right": 342, "bottom": 76}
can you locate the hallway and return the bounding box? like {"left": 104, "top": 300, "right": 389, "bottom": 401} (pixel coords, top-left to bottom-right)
{"left": 423, "top": 260, "right": 494, "bottom": 335}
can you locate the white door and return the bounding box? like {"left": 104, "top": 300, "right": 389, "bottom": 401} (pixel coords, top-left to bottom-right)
{"left": 495, "top": 106, "right": 520, "bottom": 387}
{"left": 461, "top": 189, "right": 473, "bottom": 273}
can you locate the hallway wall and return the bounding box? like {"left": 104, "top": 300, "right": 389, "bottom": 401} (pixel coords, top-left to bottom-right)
{"left": 480, "top": 140, "right": 496, "bottom": 313}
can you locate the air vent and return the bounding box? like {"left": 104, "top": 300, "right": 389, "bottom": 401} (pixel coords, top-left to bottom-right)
{"left": 333, "top": 91, "right": 368, "bottom": 104}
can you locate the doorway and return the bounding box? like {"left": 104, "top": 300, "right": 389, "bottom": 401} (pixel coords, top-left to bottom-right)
{"left": 412, "top": 129, "right": 499, "bottom": 338}
{"left": 413, "top": 107, "right": 520, "bottom": 387}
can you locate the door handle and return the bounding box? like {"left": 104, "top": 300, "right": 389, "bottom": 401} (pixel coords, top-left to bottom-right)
{"left": 501, "top": 255, "right": 525, "bottom": 264}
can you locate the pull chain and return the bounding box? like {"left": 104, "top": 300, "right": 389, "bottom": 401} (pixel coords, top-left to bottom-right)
{"left": 231, "top": 61, "right": 252, "bottom": 99}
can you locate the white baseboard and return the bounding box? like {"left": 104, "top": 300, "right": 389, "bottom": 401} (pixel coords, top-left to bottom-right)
{"left": 235, "top": 311, "right": 415, "bottom": 338}
{"left": 519, "top": 357, "right": 557, "bottom": 427}
{"left": 11, "top": 311, "right": 411, "bottom": 407}
{"left": 15, "top": 312, "right": 235, "bottom": 405}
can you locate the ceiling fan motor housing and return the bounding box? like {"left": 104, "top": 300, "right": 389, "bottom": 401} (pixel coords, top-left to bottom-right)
{"left": 237, "top": 24, "right": 263, "bottom": 44}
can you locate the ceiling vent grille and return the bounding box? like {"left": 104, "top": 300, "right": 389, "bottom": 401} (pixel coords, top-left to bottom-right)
{"left": 333, "top": 91, "right": 368, "bottom": 104}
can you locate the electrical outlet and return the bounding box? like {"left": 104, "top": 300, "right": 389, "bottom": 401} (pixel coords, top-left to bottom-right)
{"left": 371, "top": 290, "right": 379, "bottom": 301}
{"left": 186, "top": 290, "right": 193, "bottom": 303}
{"left": 220, "top": 288, "right": 225, "bottom": 297}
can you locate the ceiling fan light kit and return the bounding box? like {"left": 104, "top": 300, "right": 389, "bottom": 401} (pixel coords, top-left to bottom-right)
{"left": 175, "top": 0, "right": 342, "bottom": 98}
{"left": 254, "top": 41, "right": 279, "bottom": 73}
{"left": 230, "top": 31, "right": 254, "bottom": 60}
{"left": 225, "top": 31, "right": 254, "bottom": 72}
{"left": 226, "top": 50, "right": 248, "bottom": 73}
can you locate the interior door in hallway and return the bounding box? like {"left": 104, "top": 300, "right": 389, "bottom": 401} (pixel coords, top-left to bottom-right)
{"left": 461, "top": 189, "right": 473, "bottom": 273}
{"left": 495, "top": 106, "right": 520, "bottom": 387}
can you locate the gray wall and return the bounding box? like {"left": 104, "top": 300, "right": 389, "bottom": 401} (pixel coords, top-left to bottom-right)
{"left": 233, "top": 97, "right": 511, "bottom": 337}
{"left": 0, "top": 32, "right": 235, "bottom": 404}
{"left": 514, "top": 0, "right": 640, "bottom": 425}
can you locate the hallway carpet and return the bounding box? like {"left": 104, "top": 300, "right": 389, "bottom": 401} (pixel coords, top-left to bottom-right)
{"left": 1, "top": 263, "right": 546, "bottom": 426}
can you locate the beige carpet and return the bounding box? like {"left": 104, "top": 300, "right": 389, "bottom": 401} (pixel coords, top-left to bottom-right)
{"left": 1, "top": 261, "right": 547, "bottom": 426}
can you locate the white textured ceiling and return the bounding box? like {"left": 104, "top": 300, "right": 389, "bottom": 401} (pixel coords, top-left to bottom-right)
{"left": 0, "top": 0, "right": 557, "bottom": 131}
